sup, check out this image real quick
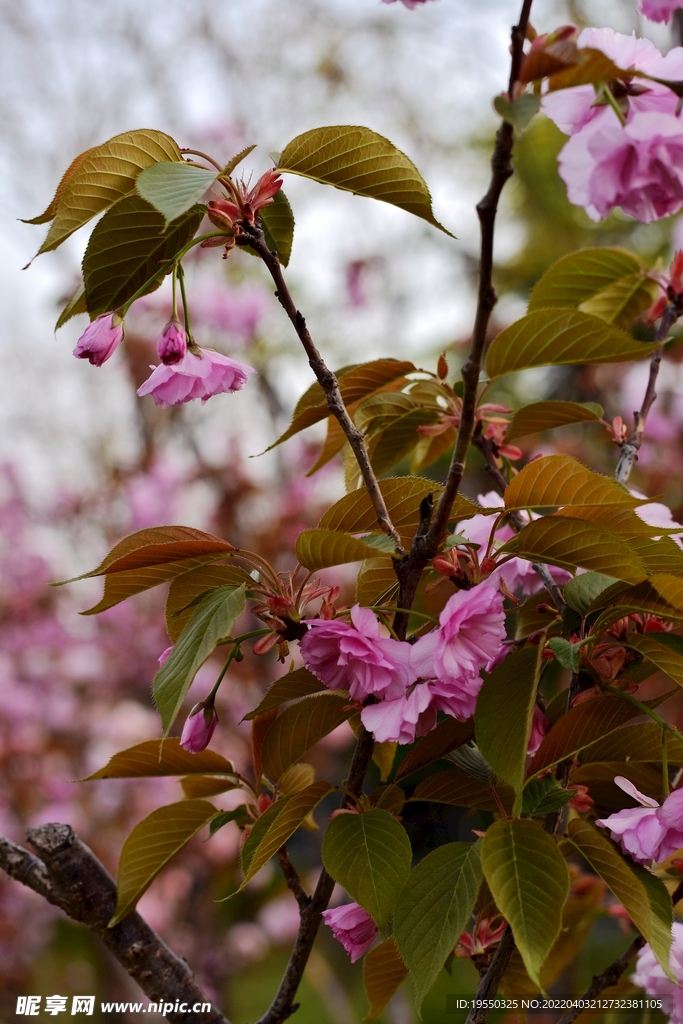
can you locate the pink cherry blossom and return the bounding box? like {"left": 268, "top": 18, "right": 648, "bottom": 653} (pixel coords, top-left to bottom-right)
{"left": 300, "top": 605, "right": 416, "bottom": 701}
{"left": 595, "top": 776, "right": 683, "bottom": 863}
{"left": 640, "top": 0, "right": 683, "bottom": 23}
{"left": 73, "top": 313, "right": 124, "bottom": 366}
{"left": 180, "top": 701, "right": 218, "bottom": 753}
{"left": 157, "top": 319, "right": 187, "bottom": 365}
{"left": 360, "top": 683, "right": 434, "bottom": 744}
{"left": 410, "top": 582, "right": 506, "bottom": 720}
{"left": 321, "top": 903, "right": 378, "bottom": 962}
{"left": 137, "top": 348, "right": 255, "bottom": 408}
{"left": 633, "top": 922, "right": 683, "bottom": 1024}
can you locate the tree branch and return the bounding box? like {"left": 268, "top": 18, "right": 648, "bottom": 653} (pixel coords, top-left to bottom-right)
{"left": 464, "top": 926, "right": 516, "bottom": 1024}
{"left": 256, "top": 725, "right": 376, "bottom": 1024}
{"left": 277, "top": 846, "right": 310, "bottom": 911}
{"left": 242, "top": 227, "right": 404, "bottom": 553}
{"left": 555, "top": 935, "right": 646, "bottom": 1024}
{"left": 0, "top": 825, "right": 230, "bottom": 1024}
{"left": 391, "top": 0, "right": 533, "bottom": 619}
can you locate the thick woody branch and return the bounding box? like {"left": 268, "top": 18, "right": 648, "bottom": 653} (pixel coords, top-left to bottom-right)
{"left": 465, "top": 927, "right": 516, "bottom": 1024}
{"left": 0, "top": 825, "right": 230, "bottom": 1024}
{"left": 257, "top": 725, "right": 376, "bottom": 1024}
{"left": 243, "top": 228, "right": 403, "bottom": 553}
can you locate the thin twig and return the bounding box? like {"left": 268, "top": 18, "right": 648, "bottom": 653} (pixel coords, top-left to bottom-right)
{"left": 392, "top": 0, "right": 533, "bottom": 621}
{"left": 242, "top": 227, "right": 404, "bottom": 553}
{"left": 465, "top": 927, "right": 516, "bottom": 1024}
{"left": 256, "top": 726, "right": 375, "bottom": 1024}
{"left": 0, "top": 825, "right": 229, "bottom": 1024}
{"left": 277, "top": 846, "right": 310, "bottom": 911}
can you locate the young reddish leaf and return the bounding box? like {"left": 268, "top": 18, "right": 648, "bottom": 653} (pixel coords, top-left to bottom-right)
{"left": 153, "top": 585, "right": 246, "bottom": 736}
{"left": 505, "top": 401, "right": 603, "bottom": 442}
{"left": 567, "top": 819, "right": 673, "bottom": 978}
{"left": 486, "top": 309, "right": 658, "bottom": 380}
{"left": 476, "top": 645, "right": 544, "bottom": 800}
{"left": 261, "top": 693, "right": 353, "bottom": 782}
{"left": 505, "top": 516, "right": 647, "bottom": 583}
{"left": 322, "top": 809, "right": 412, "bottom": 932}
{"left": 83, "top": 195, "right": 203, "bottom": 316}
{"left": 33, "top": 129, "right": 183, "bottom": 255}
{"left": 278, "top": 125, "right": 454, "bottom": 236}
{"left": 394, "top": 842, "right": 482, "bottom": 1011}
{"left": 165, "top": 562, "right": 253, "bottom": 641}
{"left": 363, "top": 938, "right": 409, "bottom": 1022}
{"left": 110, "top": 799, "right": 217, "bottom": 926}
{"left": 547, "top": 48, "right": 628, "bottom": 90}
{"left": 411, "top": 766, "right": 514, "bottom": 814}
{"left": 395, "top": 718, "right": 474, "bottom": 780}
{"left": 482, "top": 819, "right": 569, "bottom": 988}
{"left": 84, "top": 738, "right": 235, "bottom": 780}
{"left": 243, "top": 668, "right": 326, "bottom": 721}
{"left": 504, "top": 454, "right": 643, "bottom": 512}
{"left": 528, "top": 694, "right": 646, "bottom": 776}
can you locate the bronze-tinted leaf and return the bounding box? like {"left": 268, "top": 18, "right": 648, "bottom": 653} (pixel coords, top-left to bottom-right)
{"left": 84, "top": 738, "right": 235, "bottom": 779}
{"left": 261, "top": 693, "right": 353, "bottom": 781}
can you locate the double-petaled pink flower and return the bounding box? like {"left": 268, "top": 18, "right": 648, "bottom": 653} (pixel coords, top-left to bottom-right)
{"left": 321, "top": 903, "right": 378, "bottom": 962}
{"left": 596, "top": 776, "right": 683, "bottom": 863}
{"left": 633, "top": 922, "right": 683, "bottom": 1023}
{"left": 300, "top": 605, "right": 414, "bottom": 702}
{"left": 137, "top": 347, "right": 255, "bottom": 409}
{"left": 73, "top": 313, "right": 124, "bottom": 366}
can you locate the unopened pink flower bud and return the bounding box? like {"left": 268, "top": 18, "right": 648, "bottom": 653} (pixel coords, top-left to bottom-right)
{"left": 73, "top": 313, "right": 124, "bottom": 366}
{"left": 157, "top": 319, "right": 187, "bottom": 365}
{"left": 180, "top": 701, "right": 218, "bottom": 753}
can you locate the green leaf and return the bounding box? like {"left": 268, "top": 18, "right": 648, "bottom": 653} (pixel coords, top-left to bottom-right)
{"left": 271, "top": 359, "right": 416, "bottom": 450}
{"left": 481, "top": 819, "right": 569, "bottom": 988}
{"left": 369, "top": 408, "right": 442, "bottom": 476}
{"left": 522, "top": 777, "right": 576, "bottom": 817}
{"left": 395, "top": 719, "right": 474, "bottom": 780}
{"left": 505, "top": 401, "right": 603, "bottom": 443}
{"left": 180, "top": 775, "right": 240, "bottom": 799}
{"left": 277, "top": 125, "right": 453, "bottom": 236}
{"left": 153, "top": 585, "right": 246, "bottom": 736}
{"left": 589, "top": 575, "right": 683, "bottom": 625}
{"left": 528, "top": 247, "right": 656, "bottom": 329}
{"left": 55, "top": 283, "right": 87, "bottom": 330}
{"left": 624, "top": 632, "right": 683, "bottom": 688}
{"left": 547, "top": 637, "right": 583, "bottom": 672}
{"left": 580, "top": 722, "right": 683, "bottom": 764}
{"left": 34, "top": 129, "right": 183, "bottom": 255}
{"left": 210, "top": 805, "right": 251, "bottom": 836}
{"left": 260, "top": 189, "right": 295, "bottom": 267}
{"left": 110, "top": 799, "right": 216, "bottom": 925}
{"left": 22, "top": 145, "right": 98, "bottom": 225}
{"left": 239, "top": 782, "right": 333, "bottom": 887}
{"left": 528, "top": 693, "right": 646, "bottom": 775}
{"left": 242, "top": 668, "right": 326, "bottom": 720}
{"left": 504, "top": 454, "right": 643, "bottom": 512}
{"left": 83, "top": 194, "right": 203, "bottom": 316}
{"left": 84, "top": 738, "right": 235, "bottom": 780}
{"left": 410, "top": 766, "right": 514, "bottom": 814}
{"left": 563, "top": 572, "right": 619, "bottom": 616}
{"left": 627, "top": 536, "right": 683, "bottom": 577}
{"left": 261, "top": 692, "right": 353, "bottom": 781}
{"left": 505, "top": 516, "right": 647, "bottom": 583}
{"left": 322, "top": 809, "right": 412, "bottom": 933}
{"left": 485, "top": 309, "right": 658, "bottom": 380}
{"left": 493, "top": 93, "right": 541, "bottom": 131}
{"left": 296, "top": 529, "right": 398, "bottom": 571}
{"left": 363, "top": 939, "right": 409, "bottom": 1022}
{"left": 567, "top": 819, "right": 673, "bottom": 977}
{"left": 136, "top": 161, "right": 219, "bottom": 224}
{"left": 394, "top": 842, "right": 482, "bottom": 1011}
{"left": 165, "top": 562, "right": 254, "bottom": 641}
{"left": 475, "top": 646, "right": 543, "bottom": 800}
{"left": 356, "top": 558, "right": 400, "bottom": 605}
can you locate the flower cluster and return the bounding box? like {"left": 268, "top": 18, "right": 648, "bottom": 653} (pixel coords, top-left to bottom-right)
{"left": 634, "top": 923, "right": 683, "bottom": 1024}
{"left": 300, "top": 583, "right": 506, "bottom": 745}
{"left": 596, "top": 776, "right": 683, "bottom": 864}
{"left": 543, "top": 28, "right": 683, "bottom": 223}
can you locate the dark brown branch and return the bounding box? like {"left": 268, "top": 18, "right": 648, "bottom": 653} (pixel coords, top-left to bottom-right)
{"left": 555, "top": 935, "right": 646, "bottom": 1024}
{"left": 392, "top": 0, "right": 533, "bottom": 621}
{"left": 242, "top": 228, "right": 403, "bottom": 553}
{"left": 465, "top": 926, "right": 516, "bottom": 1024}
{"left": 277, "top": 846, "right": 310, "bottom": 911}
{"left": 256, "top": 725, "right": 375, "bottom": 1024}
{"left": 0, "top": 825, "right": 230, "bottom": 1024}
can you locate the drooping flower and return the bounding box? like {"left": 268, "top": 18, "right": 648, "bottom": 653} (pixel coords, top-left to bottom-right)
{"left": 633, "top": 922, "right": 683, "bottom": 1024}
{"left": 640, "top": 0, "right": 683, "bottom": 23}
{"left": 137, "top": 348, "right": 255, "bottom": 409}
{"left": 300, "top": 605, "right": 415, "bottom": 702}
{"left": 321, "top": 903, "right": 378, "bottom": 963}
{"left": 73, "top": 313, "right": 124, "bottom": 366}
{"left": 157, "top": 319, "right": 187, "bottom": 365}
{"left": 409, "top": 582, "right": 507, "bottom": 720}
{"left": 180, "top": 701, "right": 218, "bottom": 753}
{"left": 595, "top": 776, "right": 683, "bottom": 863}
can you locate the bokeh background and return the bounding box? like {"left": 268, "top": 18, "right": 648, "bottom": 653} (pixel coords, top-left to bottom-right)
{"left": 1, "top": 1, "right": 683, "bottom": 1021}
